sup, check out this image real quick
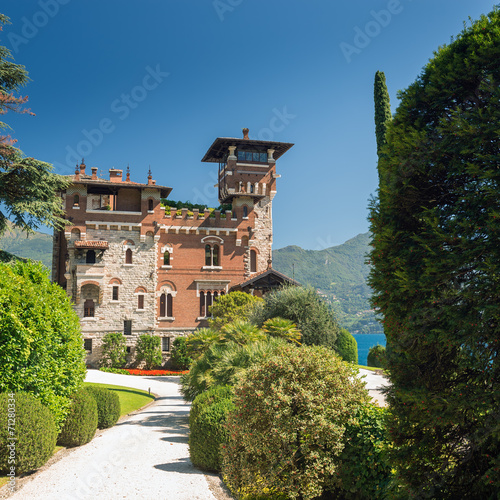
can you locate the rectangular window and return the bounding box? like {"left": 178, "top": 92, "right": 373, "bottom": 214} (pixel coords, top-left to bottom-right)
{"left": 162, "top": 337, "right": 170, "bottom": 352}
{"left": 112, "top": 286, "right": 119, "bottom": 301}
{"left": 138, "top": 294, "right": 144, "bottom": 309}
{"left": 124, "top": 320, "right": 132, "bottom": 335}
{"left": 84, "top": 339, "right": 92, "bottom": 352}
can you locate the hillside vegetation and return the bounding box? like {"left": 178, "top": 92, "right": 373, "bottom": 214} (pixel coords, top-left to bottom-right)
{"left": 273, "top": 233, "right": 382, "bottom": 334}
{"left": 0, "top": 222, "right": 52, "bottom": 268}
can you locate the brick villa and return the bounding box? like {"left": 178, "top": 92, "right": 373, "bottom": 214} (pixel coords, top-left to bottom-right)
{"left": 52, "top": 129, "right": 295, "bottom": 366}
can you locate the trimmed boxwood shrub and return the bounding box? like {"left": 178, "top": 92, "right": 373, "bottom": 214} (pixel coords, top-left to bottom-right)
{"left": 189, "top": 385, "right": 235, "bottom": 472}
{"left": 57, "top": 388, "right": 98, "bottom": 447}
{"left": 336, "top": 403, "right": 392, "bottom": 499}
{"left": 367, "top": 344, "right": 386, "bottom": 369}
{"left": 335, "top": 328, "right": 358, "bottom": 363}
{"left": 86, "top": 386, "right": 121, "bottom": 429}
{"left": 0, "top": 393, "right": 57, "bottom": 474}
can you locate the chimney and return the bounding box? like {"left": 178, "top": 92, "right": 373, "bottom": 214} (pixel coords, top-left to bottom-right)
{"left": 242, "top": 128, "right": 249, "bottom": 140}
{"left": 91, "top": 167, "right": 98, "bottom": 180}
{"left": 79, "top": 158, "right": 86, "bottom": 175}
{"left": 147, "top": 167, "right": 153, "bottom": 185}
{"left": 109, "top": 169, "right": 123, "bottom": 182}
{"left": 74, "top": 164, "right": 80, "bottom": 180}
{"left": 126, "top": 165, "right": 131, "bottom": 182}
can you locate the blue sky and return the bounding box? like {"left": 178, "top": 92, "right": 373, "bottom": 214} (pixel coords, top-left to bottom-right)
{"left": 1, "top": 0, "right": 496, "bottom": 249}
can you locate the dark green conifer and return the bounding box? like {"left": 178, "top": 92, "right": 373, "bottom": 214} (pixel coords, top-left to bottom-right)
{"left": 373, "top": 71, "right": 391, "bottom": 158}
{"left": 369, "top": 8, "right": 500, "bottom": 498}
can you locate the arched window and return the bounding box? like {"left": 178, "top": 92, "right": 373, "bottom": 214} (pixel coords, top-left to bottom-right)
{"left": 243, "top": 206, "right": 248, "bottom": 218}
{"left": 250, "top": 249, "right": 257, "bottom": 273}
{"left": 148, "top": 198, "right": 154, "bottom": 211}
{"left": 84, "top": 299, "right": 94, "bottom": 317}
{"left": 73, "top": 194, "right": 80, "bottom": 207}
{"left": 86, "top": 250, "right": 96, "bottom": 264}
{"left": 203, "top": 240, "right": 222, "bottom": 268}
{"left": 70, "top": 228, "right": 81, "bottom": 241}
{"left": 163, "top": 251, "right": 170, "bottom": 266}
{"left": 160, "top": 292, "right": 173, "bottom": 317}
{"left": 125, "top": 248, "right": 133, "bottom": 264}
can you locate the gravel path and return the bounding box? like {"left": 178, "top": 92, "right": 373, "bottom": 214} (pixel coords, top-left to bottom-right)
{"left": 6, "top": 371, "right": 224, "bottom": 500}
{"left": 3, "top": 369, "right": 387, "bottom": 499}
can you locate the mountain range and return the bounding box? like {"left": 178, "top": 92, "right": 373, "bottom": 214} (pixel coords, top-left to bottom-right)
{"left": 0, "top": 225, "right": 381, "bottom": 334}
{"left": 0, "top": 222, "right": 53, "bottom": 267}
{"left": 273, "top": 233, "right": 383, "bottom": 334}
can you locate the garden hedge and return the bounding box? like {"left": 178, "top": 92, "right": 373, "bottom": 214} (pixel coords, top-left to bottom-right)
{"left": 189, "top": 385, "right": 235, "bottom": 472}
{"left": 0, "top": 392, "right": 57, "bottom": 474}
{"left": 57, "top": 388, "right": 98, "bottom": 447}
{"left": 86, "top": 386, "right": 121, "bottom": 429}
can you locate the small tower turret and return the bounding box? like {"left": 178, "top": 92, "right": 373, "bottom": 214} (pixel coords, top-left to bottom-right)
{"left": 201, "top": 129, "right": 293, "bottom": 273}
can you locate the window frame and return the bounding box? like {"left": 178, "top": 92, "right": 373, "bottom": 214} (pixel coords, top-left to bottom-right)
{"left": 84, "top": 299, "right": 95, "bottom": 318}
{"left": 124, "top": 320, "right": 132, "bottom": 335}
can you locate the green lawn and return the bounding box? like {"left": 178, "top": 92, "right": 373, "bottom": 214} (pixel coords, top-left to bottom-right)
{"left": 83, "top": 382, "right": 155, "bottom": 416}
{"left": 356, "top": 364, "right": 385, "bottom": 373}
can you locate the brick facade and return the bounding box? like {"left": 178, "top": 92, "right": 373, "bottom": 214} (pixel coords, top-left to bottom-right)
{"left": 52, "top": 131, "right": 293, "bottom": 367}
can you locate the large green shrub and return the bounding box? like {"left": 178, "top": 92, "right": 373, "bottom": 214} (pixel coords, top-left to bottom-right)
{"left": 208, "top": 291, "right": 263, "bottom": 330}
{"left": 0, "top": 261, "right": 86, "bottom": 429}
{"left": 367, "top": 344, "right": 386, "bottom": 369}
{"left": 221, "top": 344, "right": 370, "bottom": 500}
{"left": 335, "top": 328, "right": 358, "bottom": 363}
{"left": 135, "top": 334, "right": 162, "bottom": 370}
{"left": 86, "top": 386, "right": 121, "bottom": 429}
{"left": 189, "top": 385, "right": 235, "bottom": 472}
{"left": 100, "top": 332, "right": 127, "bottom": 369}
{"left": 336, "top": 403, "right": 392, "bottom": 499}
{"left": 181, "top": 337, "right": 285, "bottom": 402}
{"left": 255, "top": 285, "right": 339, "bottom": 350}
{"left": 57, "top": 388, "right": 98, "bottom": 447}
{"left": 169, "top": 337, "right": 192, "bottom": 370}
{"left": 368, "top": 8, "right": 500, "bottom": 496}
{"left": 0, "top": 392, "right": 57, "bottom": 474}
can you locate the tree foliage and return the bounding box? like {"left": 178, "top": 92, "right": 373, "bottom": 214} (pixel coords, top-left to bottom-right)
{"left": 221, "top": 344, "right": 370, "bottom": 500}
{"left": 169, "top": 336, "right": 192, "bottom": 370}
{"left": 208, "top": 291, "right": 263, "bottom": 331}
{"left": 0, "top": 261, "right": 86, "bottom": 428}
{"left": 335, "top": 328, "right": 358, "bottom": 364}
{"left": 0, "top": 13, "right": 68, "bottom": 236}
{"left": 135, "top": 334, "right": 162, "bottom": 370}
{"left": 255, "top": 285, "right": 339, "bottom": 350}
{"left": 369, "top": 8, "right": 500, "bottom": 497}
{"left": 100, "top": 332, "right": 127, "bottom": 369}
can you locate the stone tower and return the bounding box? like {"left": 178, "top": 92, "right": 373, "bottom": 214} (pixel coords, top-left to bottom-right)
{"left": 201, "top": 129, "right": 293, "bottom": 276}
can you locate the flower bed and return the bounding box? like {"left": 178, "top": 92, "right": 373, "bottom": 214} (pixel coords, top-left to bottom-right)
{"left": 99, "top": 367, "right": 188, "bottom": 376}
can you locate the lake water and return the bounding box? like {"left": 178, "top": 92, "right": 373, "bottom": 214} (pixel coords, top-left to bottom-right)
{"left": 352, "top": 333, "right": 386, "bottom": 366}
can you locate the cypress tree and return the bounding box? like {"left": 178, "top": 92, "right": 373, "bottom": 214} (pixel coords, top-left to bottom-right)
{"left": 373, "top": 70, "right": 391, "bottom": 158}
{"left": 368, "top": 8, "right": 500, "bottom": 498}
